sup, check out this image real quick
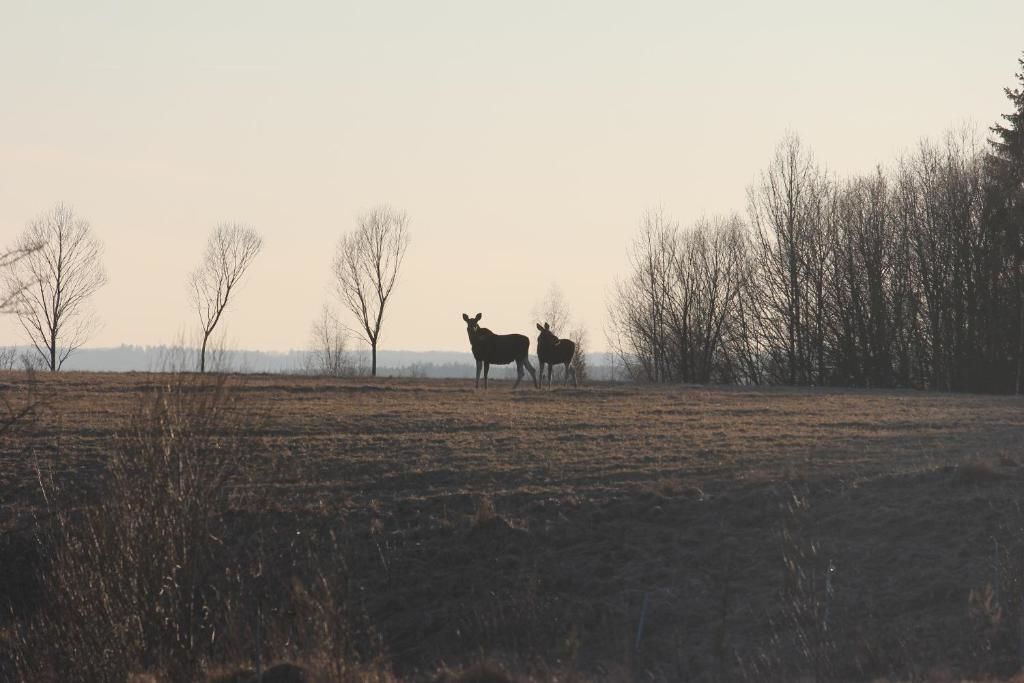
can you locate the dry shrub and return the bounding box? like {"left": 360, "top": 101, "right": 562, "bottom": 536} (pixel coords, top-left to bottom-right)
{"left": 474, "top": 496, "right": 498, "bottom": 528}
{"left": 11, "top": 373, "right": 256, "bottom": 681}
{"left": 740, "top": 487, "right": 843, "bottom": 681}
{"left": 953, "top": 461, "right": 1004, "bottom": 486}
{"left": 7, "top": 372, "right": 388, "bottom": 682}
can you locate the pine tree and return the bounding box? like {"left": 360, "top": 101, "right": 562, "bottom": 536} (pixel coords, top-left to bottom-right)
{"left": 987, "top": 52, "right": 1024, "bottom": 392}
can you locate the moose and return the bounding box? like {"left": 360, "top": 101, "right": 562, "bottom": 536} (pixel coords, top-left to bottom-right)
{"left": 462, "top": 313, "right": 538, "bottom": 389}
{"left": 536, "top": 322, "right": 578, "bottom": 388}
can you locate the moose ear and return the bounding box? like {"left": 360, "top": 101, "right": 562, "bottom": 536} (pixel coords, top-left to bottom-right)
{"left": 544, "top": 322, "right": 550, "bottom": 330}
{"left": 462, "top": 313, "right": 469, "bottom": 322}
{"left": 537, "top": 323, "right": 544, "bottom": 331}
{"left": 474, "top": 313, "right": 482, "bottom": 322}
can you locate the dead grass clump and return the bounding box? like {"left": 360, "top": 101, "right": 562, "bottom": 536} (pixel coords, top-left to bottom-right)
{"left": 653, "top": 477, "right": 683, "bottom": 497}
{"left": 997, "top": 452, "right": 1019, "bottom": 468}
{"left": 953, "top": 461, "right": 1004, "bottom": 486}
{"left": 652, "top": 477, "right": 704, "bottom": 500}
{"left": 433, "top": 661, "right": 517, "bottom": 683}
{"left": 209, "top": 662, "right": 308, "bottom": 683}
{"left": 473, "top": 496, "right": 498, "bottom": 528}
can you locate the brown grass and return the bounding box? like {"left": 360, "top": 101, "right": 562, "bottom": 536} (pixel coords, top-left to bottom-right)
{"left": 4, "top": 372, "right": 1024, "bottom": 680}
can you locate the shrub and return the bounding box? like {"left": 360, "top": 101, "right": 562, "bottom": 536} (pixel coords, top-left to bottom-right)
{"left": 14, "top": 373, "right": 255, "bottom": 681}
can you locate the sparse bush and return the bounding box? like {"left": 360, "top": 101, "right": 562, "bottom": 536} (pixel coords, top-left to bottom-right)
{"left": 9, "top": 372, "right": 389, "bottom": 682}
{"left": 13, "top": 374, "right": 253, "bottom": 681}
{"left": 304, "top": 304, "right": 354, "bottom": 377}
{"left": 0, "top": 346, "right": 16, "bottom": 370}
{"left": 568, "top": 326, "right": 587, "bottom": 385}
{"left": 18, "top": 349, "right": 45, "bottom": 372}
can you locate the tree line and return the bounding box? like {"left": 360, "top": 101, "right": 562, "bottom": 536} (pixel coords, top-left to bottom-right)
{"left": 1, "top": 205, "right": 409, "bottom": 376}
{"left": 4, "top": 54, "right": 1022, "bottom": 391}
{"left": 608, "top": 54, "right": 1024, "bottom": 393}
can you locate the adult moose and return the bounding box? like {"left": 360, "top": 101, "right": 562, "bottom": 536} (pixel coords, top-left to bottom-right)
{"left": 536, "top": 322, "right": 577, "bottom": 388}
{"left": 462, "top": 313, "right": 538, "bottom": 389}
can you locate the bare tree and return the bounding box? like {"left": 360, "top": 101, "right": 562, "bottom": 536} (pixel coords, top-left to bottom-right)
{"left": 303, "top": 305, "right": 352, "bottom": 377}
{"left": 189, "top": 223, "right": 263, "bottom": 373}
{"left": 607, "top": 209, "right": 680, "bottom": 382}
{"left": 2, "top": 204, "right": 107, "bottom": 371}
{"left": 533, "top": 283, "right": 573, "bottom": 335}
{"left": 747, "top": 133, "right": 832, "bottom": 385}
{"left": 608, "top": 210, "right": 753, "bottom": 385}
{"left": 1, "top": 241, "right": 44, "bottom": 315}
{"left": 567, "top": 325, "right": 588, "bottom": 383}
{"left": 332, "top": 205, "right": 411, "bottom": 377}
{"left": 668, "top": 215, "right": 750, "bottom": 383}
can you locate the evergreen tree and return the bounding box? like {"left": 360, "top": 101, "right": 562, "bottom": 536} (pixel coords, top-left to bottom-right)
{"left": 990, "top": 53, "right": 1024, "bottom": 184}
{"left": 987, "top": 52, "right": 1024, "bottom": 392}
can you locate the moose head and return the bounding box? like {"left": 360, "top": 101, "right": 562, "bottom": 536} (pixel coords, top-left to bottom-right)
{"left": 462, "top": 312, "right": 483, "bottom": 339}
{"left": 536, "top": 321, "right": 557, "bottom": 346}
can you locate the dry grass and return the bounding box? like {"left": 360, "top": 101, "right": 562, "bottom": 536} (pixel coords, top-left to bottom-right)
{"left": 4, "top": 372, "right": 1024, "bottom": 680}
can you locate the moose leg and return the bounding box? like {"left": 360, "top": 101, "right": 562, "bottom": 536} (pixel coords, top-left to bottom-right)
{"left": 513, "top": 360, "right": 524, "bottom": 389}
{"left": 483, "top": 362, "right": 490, "bottom": 389}
{"left": 547, "top": 364, "right": 553, "bottom": 388}
{"left": 523, "top": 356, "right": 538, "bottom": 388}
{"left": 475, "top": 360, "right": 483, "bottom": 389}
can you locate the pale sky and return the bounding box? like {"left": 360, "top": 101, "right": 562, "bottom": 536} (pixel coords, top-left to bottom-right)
{"left": 1, "top": 1, "right": 1022, "bottom": 354}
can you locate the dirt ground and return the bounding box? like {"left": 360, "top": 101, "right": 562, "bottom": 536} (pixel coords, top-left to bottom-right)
{"left": 3, "top": 371, "right": 1024, "bottom": 681}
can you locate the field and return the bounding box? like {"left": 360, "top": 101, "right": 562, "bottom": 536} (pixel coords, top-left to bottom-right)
{"left": 3, "top": 371, "right": 1024, "bottom": 681}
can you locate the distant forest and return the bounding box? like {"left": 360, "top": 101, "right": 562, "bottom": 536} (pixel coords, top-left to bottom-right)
{"left": 609, "top": 53, "right": 1024, "bottom": 393}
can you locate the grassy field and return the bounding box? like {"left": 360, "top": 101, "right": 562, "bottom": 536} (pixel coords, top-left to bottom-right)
{"left": 3, "top": 371, "right": 1024, "bottom": 681}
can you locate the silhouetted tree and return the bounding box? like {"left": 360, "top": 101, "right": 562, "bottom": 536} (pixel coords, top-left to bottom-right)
{"left": 2, "top": 204, "right": 106, "bottom": 371}
{"left": 332, "top": 205, "right": 410, "bottom": 377}
{"left": 607, "top": 209, "right": 678, "bottom": 382}
{"left": 608, "top": 210, "right": 751, "bottom": 384}
{"left": 1, "top": 240, "right": 43, "bottom": 315}
{"left": 190, "top": 223, "right": 263, "bottom": 373}
{"left": 747, "top": 133, "right": 832, "bottom": 386}
{"left": 986, "top": 52, "right": 1024, "bottom": 392}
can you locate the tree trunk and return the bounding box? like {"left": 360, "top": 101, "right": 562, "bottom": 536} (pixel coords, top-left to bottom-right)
{"left": 1017, "top": 277, "right": 1024, "bottom": 395}
{"left": 200, "top": 334, "right": 209, "bottom": 374}
{"left": 371, "top": 343, "right": 377, "bottom": 377}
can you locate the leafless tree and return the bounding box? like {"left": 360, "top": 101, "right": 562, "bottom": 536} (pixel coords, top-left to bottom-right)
{"left": 609, "top": 209, "right": 754, "bottom": 385}
{"left": 567, "top": 325, "right": 588, "bottom": 383}
{"left": 1, "top": 241, "right": 44, "bottom": 315}
{"left": 607, "top": 209, "right": 679, "bottom": 382}
{"left": 533, "top": 283, "right": 572, "bottom": 336}
{"left": 669, "top": 215, "right": 751, "bottom": 383}
{"left": 189, "top": 223, "right": 263, "bottom": 373}
{"left": 303, "top": 305, "right": 352, "bottom": 377}
{"left": 2, "top": 204, "right": 107, "bottom": 371}
{"left": 332, "top": 205, "right": 411, "bottom": 377}
{"left": 747, "top": 133, "right": 833, "bottom": 385}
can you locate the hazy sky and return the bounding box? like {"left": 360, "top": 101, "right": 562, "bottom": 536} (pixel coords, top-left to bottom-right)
{"left": 2, "top": 1, "right": 1022, "bottom": 354}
